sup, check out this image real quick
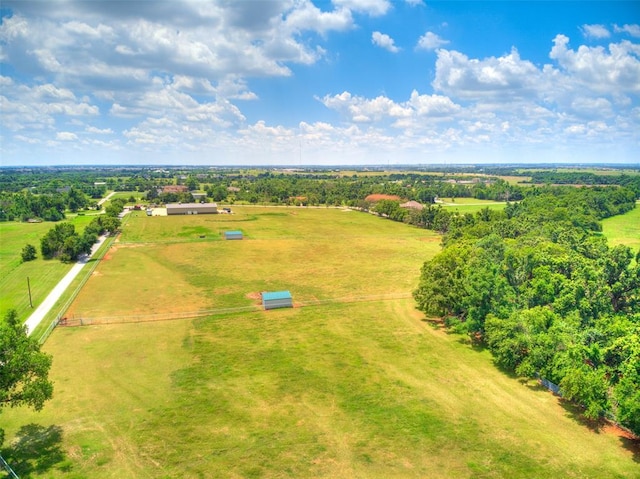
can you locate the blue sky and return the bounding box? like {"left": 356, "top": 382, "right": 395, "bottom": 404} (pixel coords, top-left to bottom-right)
{"left": 1, "top": 0, "right": 639, "bottom": 166}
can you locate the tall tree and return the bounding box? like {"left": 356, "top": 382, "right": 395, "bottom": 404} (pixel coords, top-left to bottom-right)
{"left": 0, "top": 310, "right": 53, "bottom": 445}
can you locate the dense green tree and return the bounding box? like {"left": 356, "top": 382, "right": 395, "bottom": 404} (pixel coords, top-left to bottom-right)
{"left": 0, "top": 310, "right": 53, "bottom": 445}
{"left": 21, "top": 244, "right": 37, "bottom": 262}
{"left": 414, "top": 186, "right": 640, "bottom": 434}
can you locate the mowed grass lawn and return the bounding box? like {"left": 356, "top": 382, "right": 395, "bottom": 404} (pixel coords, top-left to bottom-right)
{"left": 438, "top": 198, "right": 506, "bottom": 215}
{"left": 2, "top": 207, "right": 638, "bottom": 478}
{"left": 67, "top": 207, "right": 441, "bottom": 318}
{"left": 0, "top": 215, "right": 95, "bottom": 323}
{"left": 602, "top": 202, "right": 640, "bottom": 251}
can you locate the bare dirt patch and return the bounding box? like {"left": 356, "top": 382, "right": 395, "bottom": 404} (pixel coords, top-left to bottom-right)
{"left": 365, "top": 194, "right": 402, "bottom": 202}
{"left": 603, "top": 423, "right": 639, "bottom": 441}
{"left": 246, "top": 292, "right": 263, "bottom": 306}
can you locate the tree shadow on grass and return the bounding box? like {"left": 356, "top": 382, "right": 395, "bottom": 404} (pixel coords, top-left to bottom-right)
{"left": 1, "top": 424, "right": 70, "bottom": 477}
{"left": 421, "top": 317, "right": 444, "bottom": 330}
{"left": 619, "top": 436, "right": 640, "bottom": 463}
{"left": 557, "top": 398, "right": 640, "bottom": 462}
{"left": 558, "top": 398, "right": 604, "bottom": 433}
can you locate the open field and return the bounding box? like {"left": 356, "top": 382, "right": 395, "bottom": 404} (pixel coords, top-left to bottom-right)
{"left": 0, "top": 215, "right": 95, "bottom": 323}
{"left": 602, "top": 202, "right": 640, "bottom": 251}
{"left": 438, "top": 198, "right": 507, "bottom": 214}
{"left": 2, "top": 207, "right": 638, "bottom": 478}
{"left": 66, "top": 207, "right": 441, "bottom": 319}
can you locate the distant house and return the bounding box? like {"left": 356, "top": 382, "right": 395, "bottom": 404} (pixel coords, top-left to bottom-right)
{"left": 166, "top": 203, "right": 218, "bottom": 215}
{"left": 262, "top": 291, "right": 293, "bottom": 310}
{"left": 400, "top": 200, "right": 424, "bottom": 211}
{"left": 227, "top": 186, "right": 241, "bottom": 193}
{"left": 224, "top": 230, "right": 243, "bottom": 240}
{"left": 191, "top": 192, "right": 207, "bottom": 201}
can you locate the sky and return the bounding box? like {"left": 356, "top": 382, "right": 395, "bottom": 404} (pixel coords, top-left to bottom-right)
{"left": 1, "top": 0, "right": 639, "bottom": 166}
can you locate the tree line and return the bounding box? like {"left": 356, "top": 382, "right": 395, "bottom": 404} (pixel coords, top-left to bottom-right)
{"left": 38, "top": 199, "right": 124, "bottom": 263}
{"left": 413, "top": 186, "right": 640, "bottom": 435}
{"left": 0, "top": 188, "right": 96, "bottom": 221}
{"left": 526, "top": 171, "right": 640, "bottom": 197}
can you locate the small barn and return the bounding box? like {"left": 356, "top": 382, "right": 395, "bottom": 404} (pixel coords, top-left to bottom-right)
{"left": 224, "top": 230, "right": 243, "bottom": 240}
{"left": 262, "top": 291, "right": 293, "bottom": 310}
{"left": 166, "top": 202, "right": 218, "bottom": 215}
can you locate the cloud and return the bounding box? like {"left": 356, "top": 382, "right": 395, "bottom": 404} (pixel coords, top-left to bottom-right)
{"left": 372, "top": 31, "right": 400, "bottom": 52}
{"left": 285, "top": 1, "right": 353, "bottom": 34}
{"left": 581, "top": 24, "right": 610, "bottom": 39}
{"left": 86, "top": 126, "right": 114, "bottom": 134}
{"left": 408, "top": 91, "right": 461, "bottom": 116}
{"left": 549, "top": 34, "right": 640, "bottom": 93}
{"left": 0, "top": 78, "right": 99, "bottom": 131}
{"left": 332, "top": 0, "right": 391, "bottom": 17}
{"left": 320, "top": 91, "right": 412, "bottom": 123}
{"left": 416, "top": 31, "right": 449, "bottom": 50}
{"left": 433, "top": 48, "right": 540, "bottom": 99}
{"left": 614, "top": 24, "right": 640, "bottom": 37}
{"left": 56, "top": 132, "right": 78, "bottom": 141}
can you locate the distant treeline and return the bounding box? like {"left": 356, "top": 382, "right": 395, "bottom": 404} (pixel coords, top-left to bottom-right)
{"left": 413, "top": 186, "right": 640, "bottom": 435}
{"left": 0, "top": 188, "right": 95, "bottom": 221}
{"left": 527, "top": 171, "right": 640, "bottom": 197}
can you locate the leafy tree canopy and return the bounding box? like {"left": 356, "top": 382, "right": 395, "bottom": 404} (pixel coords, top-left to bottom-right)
{"left": 0, "top": 310, "right": 53, "bottom": 445}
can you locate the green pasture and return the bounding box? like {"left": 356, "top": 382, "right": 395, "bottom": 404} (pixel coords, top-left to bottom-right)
{"left": 67, "top": 207, "right": 441, "bottom": 318}
{"left": 602, "top": 202, "right": 640, "bottom": 251}
{"left": 438, "top": 198, "right": 507, "bottom": 214}
{"left": 0, "top": 215, "right": 94, "bottom": 323}
{"left": 2, "top": 207, "right": 638, "bottom": 478}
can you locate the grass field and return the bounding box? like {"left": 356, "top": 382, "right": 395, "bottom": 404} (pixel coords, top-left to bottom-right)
{"left": 438, "top": 198, "right": 507, "bottom": 214}
{"left": 2, "top": 207, "right": 638, "bottom": 478}
{"left": 602, "top": 202, "right": 640, "bottom": 251}
{"left": 66, "top": 207, "right": 441, "bottom": 319}
{"left": 0, "top": 215, "right": 95, "bottom": 323}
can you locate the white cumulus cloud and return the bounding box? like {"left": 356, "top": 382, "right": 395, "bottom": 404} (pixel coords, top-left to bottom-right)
{"left": 372, "top": 31, "right": 400, "bottom": 52}
{"left": 550, "top": 34, "right": 640, "bottom": 93}
{"left": 56, "top": 131, "right": 78, "bottom": 141}
{"left": 433, "top": 47, "right": 540, "bottom": 99}
{"left": 332, "top": 0, "right": 391, "bottom": 17}
{"left": 581, "top": 24, "right": 610, "bottom": 39}
{"left": 416, "top": 31, "right": 449, "bottom": 50}
{"left": 614, "top": 24, "right": 640, "bottom": 37}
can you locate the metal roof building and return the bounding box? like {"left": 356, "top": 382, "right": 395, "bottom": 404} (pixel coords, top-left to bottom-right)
{"left": 166, "top": 202, "right": 218, "bottom": 215}
{"left": 262, "top": 291, "right": 293, "bottom": 310}
{"left": 224, "top": 230, "right": 243, "bottom": 240}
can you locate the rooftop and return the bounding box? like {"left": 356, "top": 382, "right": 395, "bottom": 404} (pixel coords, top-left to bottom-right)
{"left": 262, "top": 291, "right": 292, "bottom": 301}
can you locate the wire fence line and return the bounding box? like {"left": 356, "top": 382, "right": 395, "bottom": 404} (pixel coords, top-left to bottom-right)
{"left": 58, "top": 292, "right": 413, "bottom": 328}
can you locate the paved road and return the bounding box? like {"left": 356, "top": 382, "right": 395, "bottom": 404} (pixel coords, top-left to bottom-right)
{"left": 24, "top": 192, "right": 128, "bottom": 336}
{"left": 24, "top": 234, "right": 109, "bottom": 336}
{"left": 98, "top": 191, "right": 116, "bottom": 206}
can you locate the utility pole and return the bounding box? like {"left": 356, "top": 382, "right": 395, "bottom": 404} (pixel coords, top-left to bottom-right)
{"left": 27, "top": 276, "right": 33, "bottom": 308}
